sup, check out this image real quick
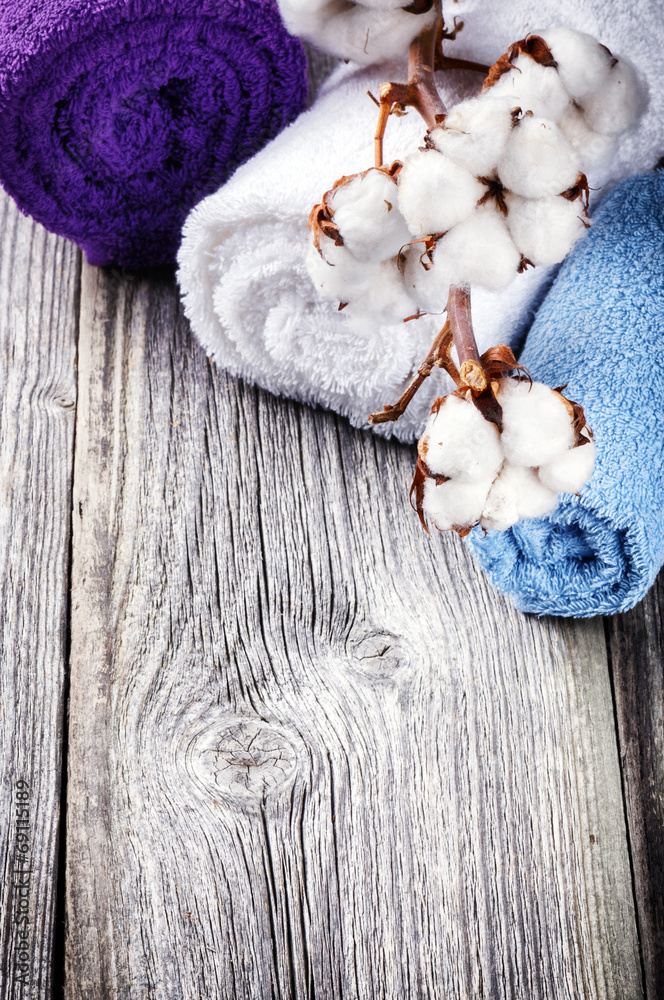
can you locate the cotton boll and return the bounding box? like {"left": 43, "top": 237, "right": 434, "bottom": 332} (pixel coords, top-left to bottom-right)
{"left": 277, "top": 0, "right": 436, "bottom": 65}
{"left": 435, "top": 208, "right": 521, "bottom": 292}
{"left": 343, "top": 257, "right": 417, "bottom": 328}
{"left": 420, "top": 394, "right": 505, "bottom": 482}
{"left": 481, "top": 462, "right": 558, "bottom": 530}
{"left": 581, "top": 55, "right": 647, "bottom": 136}
{"left": 428, "top": 95, "right": 516, "bottom": 177}
{"left": 536, "top": 26, "right": 614, "bottom": 101}
{"left": 305, "top": 235, "right": 376, "bottom": 303}
{"left": 497, "top": 379, "right": 576, "bottom": 467}
{"left": 497, "top": 115, "right": 581, "bottom": 198}
{"left": 401, "top": 242, "right": 451, "bottom": 314}
{"left": 504, "top": 192, "right": 588, "bottom": 267}
{"left": 538, "top": 439, "right": 596, "bottom": 494}
{"left": 479, "top": 474, "right": 519, "bottom": 530}
{"left": 397, "top": 150, "right": 486, "bottom": 237}
{"left": 557, "top": 105, "right": 618, "bottom": 172}
{"left": 329, "top": 170, "right": 412, "bottom": 264}
{"left": 423, "top": 476, "right": 494, "bottom": 532}
{"left": 489, "top": 55, "right": 570, "bottom": 123}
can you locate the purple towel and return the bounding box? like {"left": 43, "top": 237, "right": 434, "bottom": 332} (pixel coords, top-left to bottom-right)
{"left": 0, "top": 0, "right": 307, "bottom": 267}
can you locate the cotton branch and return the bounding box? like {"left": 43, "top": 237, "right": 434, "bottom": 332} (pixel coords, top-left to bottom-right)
{"left": 368, "top": 3, "right": 502, "bottom": 427}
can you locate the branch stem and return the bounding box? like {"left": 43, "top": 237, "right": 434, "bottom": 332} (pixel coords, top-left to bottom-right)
{"left": 368, "top": 319, "right": 457, "bottom": 424}
{"left": 374, "top": 1, "right": 446, "bottom": 167}
{"left": 446, "top": 284, "right": 486, "bottom": 391}
{"left": 408, "top": 15, "right": 447, "bottom": 129}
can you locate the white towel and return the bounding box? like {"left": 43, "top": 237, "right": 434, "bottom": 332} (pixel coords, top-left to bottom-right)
{"left": 177, "top": 0, "right": 663, "bottom": 443}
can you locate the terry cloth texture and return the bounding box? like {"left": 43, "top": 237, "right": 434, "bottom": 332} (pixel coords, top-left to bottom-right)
{"left": 0, "top": 0, "right": 307, "bottom": 267}
{"left": 178, "top": 0, "right": 664, "bottom": 443}
{"left": 467, "top": 171, "right": 664, "bottom": 618}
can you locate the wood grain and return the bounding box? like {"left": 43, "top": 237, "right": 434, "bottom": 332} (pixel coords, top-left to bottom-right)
{"left": 0, "top": 196, "right": 79, "bottom": 997}
{"left": 606, "top": 572, "right": 664, "bottom": 1000}
{"left": 63, "top": 260, "right": 643, "bottom": 998}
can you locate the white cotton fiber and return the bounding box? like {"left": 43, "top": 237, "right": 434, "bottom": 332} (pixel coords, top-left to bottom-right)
{"left": 329, "top": 170, "right": 412, "bottom": 264}
{"left": 343, "top": 256, "right": 417, "bottom": 329}
{"left": 423, "top": 475, "right": 494, "bottom": 532}
{"left": 505, "top": 192, "right": 588, "bottom": 267}
{"left": 538, "top": 439, "right": 596, "bottom": 493}
{"left": 557, "top": 105, "right": 618, "bottom": 172}
{"left": 277, "top": 0, "right": 436, "bottom": 66}
{"left": 581, "top": 55, "right": 647, "bottom": 136}
{"left": 402, "top": 242, "right": 451, "bottom": 315}
{"left": 420, "top": 394, "right": 505, "bottom": 482}
{"left": 497, "top": 115, "right": 581, "bottom": 198}
{"left": 488, "top": 55, "right": 570, "bottom": 123}
{"left": 428, "top": 94, "right": 516, "bottom": 177}
{"left": 397, "top": 150, "right": 485, "bottom": 236}
{"left": 305, "top": 235, "right": 376, "bottom": 303}
{"left": 435, "top": 208, "right": 521, "bottom": 291}
{"left": 536, "top": 26, "right": 615, "bottom": 100}
{"left": 497, "top": 379, "right": 576, "bottom": 466}
{"left": 481, "top": 462, "right": 558, "bottom": 531}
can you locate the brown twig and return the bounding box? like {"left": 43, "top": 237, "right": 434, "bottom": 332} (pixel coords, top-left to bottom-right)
{"left": 446, "top": 284, "right": 504, "bottom": 428}
{"left": 368, "top": 319, "right": 459, "bottom": 424}
{"left": 446, "top": 285, "right": 484, "bottom": 389}
{"left": 435, "top": 54, "right": 491, "bottom": 73}
{"left": 374, "top": 3, "right": 447, "bottom": 167}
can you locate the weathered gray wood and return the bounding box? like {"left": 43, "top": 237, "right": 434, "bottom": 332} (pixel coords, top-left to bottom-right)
{"left": 65, "top": 260, "right": 642, "bottom": 999}
{"left": 0, "top": 196, "right": 79, "bottom": 996}
{"left": 304, "top": 42, "right": 339, "bottom": 107}
{"left": 606, "top": 573, "right": 664, "bottom": 1000}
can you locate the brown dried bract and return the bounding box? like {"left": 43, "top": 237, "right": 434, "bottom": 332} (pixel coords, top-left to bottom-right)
{"left": 477, "top": 176, "right": 508, "bottom": 215}
{"left": 461, "top": 345, "right": 531, "bottom": 431}
{"left": 599, "top": 42, "right": 619, "bottom": 69}
{"left": 398, "top": 232, "right": 446, "bottom": 271}
{"left": 561, "top": 172, "right": 591, "bottom": 214}
{"left": 482, "top": 34, "right": 558, "bottom": 92}
{"left": 308, "top": 201, "right": 343, "bottom": 257}
{"left": 480, "top": 344, "right": 531, "bottom": 384}
{"left": 552, "top": 385, "right": 593, "bottom": 445}
{"left": 410, "top": 457, "right": 430, "bottom": 532}
{"left": 517, "top": 255, "right": 535, "bottom": 273}
{"left": 410, "top": 454, "right": 452, "bottom": 533}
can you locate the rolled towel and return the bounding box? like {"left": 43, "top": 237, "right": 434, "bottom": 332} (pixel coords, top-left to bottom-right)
{"left": 467, "top": 170, "right": 664, "bottom": 617}
{"left": 0, "top": 0, "right": 307, "bottom": 267}
{"left": 178, "top": 0, "right": 664, "bottom": 443}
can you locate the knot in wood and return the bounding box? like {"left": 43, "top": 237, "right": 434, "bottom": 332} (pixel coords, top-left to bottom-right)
{"left": 53, "top": 392, "right": 76, "bottom": 410}
{"left": 350, "top": 629, "right": 410, "bottom": 681}
{"left": 190, "top": 718, "right": 299, "bottom": 805}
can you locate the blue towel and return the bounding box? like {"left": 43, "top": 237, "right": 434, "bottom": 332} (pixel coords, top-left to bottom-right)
{"left": 467, "top": 170, "right": 664, "bottom": 617}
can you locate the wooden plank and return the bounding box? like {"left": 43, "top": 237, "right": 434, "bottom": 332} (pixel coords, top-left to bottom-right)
{"left": 65, "top": 261, "right": 642, "bottom": 999}
{"left": 606, "top": 573, "right": 664, "bottom": 1000}
{"left": 0, "top": 196, "right": 79, "bottom": 997}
